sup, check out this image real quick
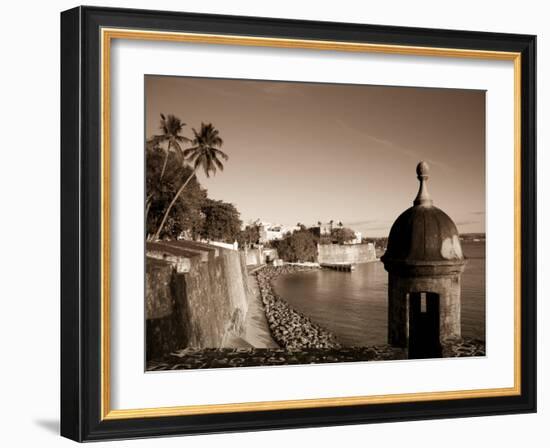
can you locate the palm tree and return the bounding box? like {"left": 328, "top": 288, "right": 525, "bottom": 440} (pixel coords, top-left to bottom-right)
{"left": 152, "top": 123, "right": 228, "bottom": 240}
{"left": 150, "top": 113, "right": 191, "bottom": 180}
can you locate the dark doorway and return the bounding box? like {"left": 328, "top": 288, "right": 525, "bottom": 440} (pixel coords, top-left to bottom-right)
{"left": 408, "top": 292, "right": 442, "bottom": 359}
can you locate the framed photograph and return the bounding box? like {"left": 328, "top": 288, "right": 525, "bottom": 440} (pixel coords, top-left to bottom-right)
{"left": 60, "top": 6, "right": 536, "bottom": 441}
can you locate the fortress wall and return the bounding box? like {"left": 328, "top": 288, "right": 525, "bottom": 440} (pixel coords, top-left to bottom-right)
{"left": 245, "top": 248, "right": 262, "bottom": 266}
{"left": 317, "top": 243, "right": 377, "bottom": 264}
{"left": 219, "top": 249, "right": 250, "bottom": 343}
{"left": 145, "top": 258, "right": 187, "bottom": 362}
{"left": 245, "top": 247, "right": 279, "bottom": 266}
{"left": 145, "top": 241, "right": 250, "bottom": 361}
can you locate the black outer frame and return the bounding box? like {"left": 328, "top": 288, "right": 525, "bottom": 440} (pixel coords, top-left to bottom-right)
{"left": 60, "top": 6, "right": 536, "bottom": 442}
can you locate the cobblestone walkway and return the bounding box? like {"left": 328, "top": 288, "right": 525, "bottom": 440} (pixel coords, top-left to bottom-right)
{"left": 146, "top": 337, "right": 485, "bottom": 371}
{"left": 147, "top": 345, "right": 406, "bottom": 370}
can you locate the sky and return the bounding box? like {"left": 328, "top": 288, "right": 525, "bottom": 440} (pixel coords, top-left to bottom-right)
{"left": 145, "top": 76, "right": 485, "bottom": 237}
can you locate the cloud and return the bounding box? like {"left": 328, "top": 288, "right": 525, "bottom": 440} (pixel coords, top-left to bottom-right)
{"left": 334, "top": 119, "right": 452, "bottom": 172}
{"left": 343, "top": 219, "right": 394, "bottom": 234}
{"left": 362, "top": 225, "right": 392, "bottom": 232}
{"left": 344, "top": 219, "right": 386, "bottom": 227}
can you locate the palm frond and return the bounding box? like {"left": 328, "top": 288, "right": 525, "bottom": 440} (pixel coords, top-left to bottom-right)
{"left": 184, "top": 123, "right": 227, "bottom": 177}
{"left": 182, "top": 146, "right": 199, "bottom": 158}
{"left": 204, "top": 156, "right": 217, "bottom": 177}
{"left": 152, "top": 113, "right": 193, "bottom": 164}
{"left": 193, "top": 156, "right": 202, "bottom": 171}
{"left": 213, "top": 148, "right": 229, "bottom": 160}
{"left": 213, "top": 157, "right": 224, "bottom": 172}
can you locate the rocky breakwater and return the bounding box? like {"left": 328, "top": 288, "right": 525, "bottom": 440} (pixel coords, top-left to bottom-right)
{"left": 442, "top": 337, "right": 486, "bottom": 357}
{"left": 255, "top": 265, "right": 341, "bottom": 350}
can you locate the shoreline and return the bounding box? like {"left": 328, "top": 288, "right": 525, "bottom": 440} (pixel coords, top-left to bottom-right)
{"left": 254, "top": 264, "right": 485, "bottom": 357}
{"left": 146, "top": 263, "right": 485, "bottom": 370}
{"left": 241, "top": 271, "right": 279, "bottom": 348}
{"left": 254, "top": 264, "right": 341, "bottom": 350}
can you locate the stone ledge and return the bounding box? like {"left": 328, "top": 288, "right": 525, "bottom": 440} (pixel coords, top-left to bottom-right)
{"left": 146, "top": 251, "right": 192, "bottom": 273}
{"left": 147, "top": 346, "right": 407, "bottom": 370}
{"left": 146, "top": 339, "right": 486, "bottom": 370}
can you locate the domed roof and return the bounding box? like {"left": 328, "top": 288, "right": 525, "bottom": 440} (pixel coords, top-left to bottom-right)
{"left": 381, "top": 162, "right": 464, "bottom": 266}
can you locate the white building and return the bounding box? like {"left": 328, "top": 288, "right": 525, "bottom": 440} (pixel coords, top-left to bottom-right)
{"left": 250, "top": 219, "right": 297, "bottom": 243}
{"left": 345, "top": 231, "right": 362, "bottom": 245}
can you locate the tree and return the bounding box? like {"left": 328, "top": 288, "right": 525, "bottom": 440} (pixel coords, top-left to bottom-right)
{"left": 237, "top": 225, "right": 261, "bottom": 247}
{"left": 199, "top": 199, "right": 242, "bottom": 243}
{"left": 146, "top": 144, "right": 207, "bottom": 240}
{"left": 152, "top": 122, "right": 228, "bottom": 240}
{"left": 149, "top": 114, "right": 191, "bottom": 180}
{"left": 273, "top": 229, "right": 318, "bottom": 262}
{"left": 331, "top": 227, "right": 356, "bottom": 244}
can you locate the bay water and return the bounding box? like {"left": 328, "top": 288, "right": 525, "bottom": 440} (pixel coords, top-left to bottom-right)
{"left": 272, "top": 242, "right": 485, "bottom": 346}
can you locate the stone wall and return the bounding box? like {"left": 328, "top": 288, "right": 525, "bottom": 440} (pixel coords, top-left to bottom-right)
{"left": 387, "top": 272, "right": 461, "bottom": 350}
{"left": 145, "top": 241, "right": 250, "bottom": 361}
{"left": 219, "top": 248, "right": 250, "bottom": 343}
{"left": 317, "top": 243, "right": 377, "bottom": 264}
{"left": 244, "top": 247, "right": 279, "bottom": 266}
{"left": 245, "top": 248, "right": 262, "bottom": 266}
{"left": 145, "top": 258, "right": 187, "bottom": 362}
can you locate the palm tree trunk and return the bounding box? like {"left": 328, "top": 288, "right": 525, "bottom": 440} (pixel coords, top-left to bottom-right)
{"left": 160, "top": 141, "right": 171, "bottom": 180}
{"left": 152, "top": 167, "right": 197, "bottom": 241}
{"left": 145, "top": 193, "right": 153, "bottom": 222}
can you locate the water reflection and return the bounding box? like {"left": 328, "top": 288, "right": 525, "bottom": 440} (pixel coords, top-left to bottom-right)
{"left": 272, "top": 242, "right": 485, "bottom": 346}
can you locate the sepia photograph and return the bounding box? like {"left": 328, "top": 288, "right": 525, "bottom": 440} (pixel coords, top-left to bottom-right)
{"left": 144, "top": 75, "right": 486, "bottom": 371}
{"left": 57, "top": 6, "right": 537, "bottom": 441}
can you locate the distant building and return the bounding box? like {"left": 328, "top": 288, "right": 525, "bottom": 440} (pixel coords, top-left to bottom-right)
{"left": 259, "top": 224, "right": 285, "bottom": 243}
{"left": 309, "top": 221, "right": 334, "bottom": 238}
{"left": 344, "top": 231, "right": 362, "bottom": 245}
{"left": 251, "top": 219, "right": 296, "bottom": 243}
{"left": 310, "top": 222, "right": 363, "bottom": 245}
{"left": 252, "top": 219, "right": 365, "bottom": 245}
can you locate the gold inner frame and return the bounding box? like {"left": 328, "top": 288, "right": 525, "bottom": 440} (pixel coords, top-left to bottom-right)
{"left": 100, "top": 28, "right": 522, "bottom": 420}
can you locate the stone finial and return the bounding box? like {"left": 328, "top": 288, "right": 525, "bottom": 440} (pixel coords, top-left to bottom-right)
{"left": 414, "top": 161, "right": 433, "bottom": 206}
